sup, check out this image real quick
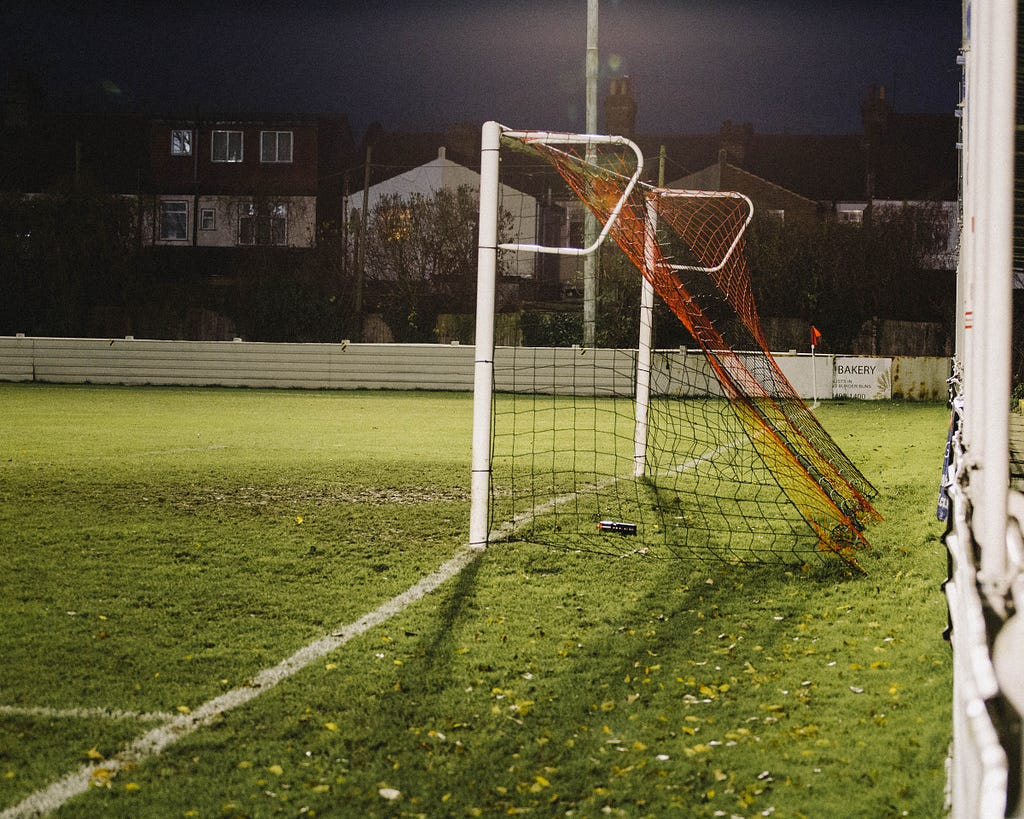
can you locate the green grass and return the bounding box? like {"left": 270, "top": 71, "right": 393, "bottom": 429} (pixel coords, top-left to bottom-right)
{"left": 0, "top": 384, "right": 951, "bottom": 817}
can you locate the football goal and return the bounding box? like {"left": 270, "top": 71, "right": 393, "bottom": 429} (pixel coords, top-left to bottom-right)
{"left": 470, "top": 122, "right": 878, "bottom": 570}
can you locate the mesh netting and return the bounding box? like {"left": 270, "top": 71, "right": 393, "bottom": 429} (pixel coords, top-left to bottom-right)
{"left": 490, "top": 131, "right": 878, "bottom": 570}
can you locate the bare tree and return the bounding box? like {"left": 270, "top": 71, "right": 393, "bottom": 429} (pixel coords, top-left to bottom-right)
{"left": 361, "top": 184, "right": 512, "bottom": 342}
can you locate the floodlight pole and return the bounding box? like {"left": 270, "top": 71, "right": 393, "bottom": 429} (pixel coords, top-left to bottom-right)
{"left": 583, "top": 0, "right": 599, "bottom": 346}
{"left": 469, "top": 120, "right": 502, "bottom": 550}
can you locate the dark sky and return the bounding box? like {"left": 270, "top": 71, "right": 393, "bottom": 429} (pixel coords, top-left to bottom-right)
{"left": 2, "top": 0, "right": 962, "bottom": 140}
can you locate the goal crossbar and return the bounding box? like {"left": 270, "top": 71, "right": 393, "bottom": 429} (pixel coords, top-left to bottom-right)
{"left": 498, "top": 128, "right": 644, "bottom": 257}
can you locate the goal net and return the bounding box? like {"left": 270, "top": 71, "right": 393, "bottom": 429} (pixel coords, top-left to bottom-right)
{"left": 471, "top": 123, "right": 878, "bottom": 570}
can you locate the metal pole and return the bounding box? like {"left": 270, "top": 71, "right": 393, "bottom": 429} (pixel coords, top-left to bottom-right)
{"left": 583, "top": 0, "right": 599, "bottom": 346}
{"left": 634, "top": 146, "right": 663, "bottom": 477}
{"left": 355, "top": 144, "right": 372, "bottom": 342}
{"left": 973, "top": 0, "right": 1016, "bottom": 604}
{"left": 469, "top": 121, "right": 502, "bottom": 549}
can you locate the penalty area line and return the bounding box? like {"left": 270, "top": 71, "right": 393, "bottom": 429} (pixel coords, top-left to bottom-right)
{"left": 0, "top": 546, "right": 482, "bottom": 819}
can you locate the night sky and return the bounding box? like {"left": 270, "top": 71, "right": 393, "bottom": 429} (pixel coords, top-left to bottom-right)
{"left": 2, "top": 0, "right": 963, "bottom": 140}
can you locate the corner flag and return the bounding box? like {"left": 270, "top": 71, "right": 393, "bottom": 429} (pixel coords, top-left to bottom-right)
{"left": 810, "top": 325, "right": 822, "bottom": 348}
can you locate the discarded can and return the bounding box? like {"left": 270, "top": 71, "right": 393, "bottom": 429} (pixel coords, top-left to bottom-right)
{"left": 598, "top": 520, "right": 638, "bottom": 535}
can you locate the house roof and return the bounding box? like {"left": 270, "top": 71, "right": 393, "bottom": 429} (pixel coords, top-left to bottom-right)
{"left": 638, "top": 113, "right": 957, "bottom": 203}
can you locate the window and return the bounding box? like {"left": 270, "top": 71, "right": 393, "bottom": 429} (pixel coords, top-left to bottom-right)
{"left": 159, "top": 201, "right": 188, "bottom": 240}
{"left": 200, "top": 208, "right": 216, "bottom": 231}
{"left": 212, "top": 130, "right": 244, "bottom": 162}
{"left": 238, "top": 202, "right": 287, "bottom": 246}
{"left": 381, "top": 206, "right": 411, "bottom": 241}
{"left": 260, "top": 131, "right": 293, "bottom": 163}
{"left": 765, "top": 209, "right": 785, "bottom": 225}
{"left": 171, "top": 129, "right": 192, "bottom": 156}
{"left": 837, "top": 206, "right": 865, "bottom": 225}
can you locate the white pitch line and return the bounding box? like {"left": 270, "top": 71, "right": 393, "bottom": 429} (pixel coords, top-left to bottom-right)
{"left": 0, "top": 706, "right": 174, "bottom": 724}
{"left": 0, "top": 545, "right": 482, "bottom": 819}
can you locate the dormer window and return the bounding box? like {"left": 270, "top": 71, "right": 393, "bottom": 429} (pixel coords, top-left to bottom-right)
{"left": 170, "top": 129, "right": 192, "bottom": 156}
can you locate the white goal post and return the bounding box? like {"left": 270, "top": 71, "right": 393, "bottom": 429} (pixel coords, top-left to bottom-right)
{"left": 468, "top": 122, "right": 759, "bottom": 551}
{"left": 469, "top": 121, "right": 645, "bottom": 548}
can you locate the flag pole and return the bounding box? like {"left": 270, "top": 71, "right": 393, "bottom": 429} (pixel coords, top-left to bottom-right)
{"left": 810, "top": 326, "right": 821, "bottom": 407}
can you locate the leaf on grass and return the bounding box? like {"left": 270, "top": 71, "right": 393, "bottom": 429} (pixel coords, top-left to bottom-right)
{"left": 85, "top": 747, "right": 104, "bottom": 761}
{"left": 267, "top": 764, "right": 284, "bottom": 776}
{"left": 379, "top": 787, "right": 401, "bottom": 800}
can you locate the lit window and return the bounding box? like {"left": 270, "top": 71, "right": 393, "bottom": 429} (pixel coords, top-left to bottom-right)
{"left": 159, "top": 201, "right": 188, "bottom": 240}
{"left": 238, "top": 202, "right": 287, "bottom": 245}
{"left": 382, "top": 206, "right": 411, "bottom": 241}
{"left": 171, "top": 129, "right": 192, "bottom": 156}
{"left": 200, "top": 208, "right": 216, "bottom": 231}
{"left": 212, "top": 130, "right": 244, "bottom": 162}
{"left": 260, "top": 131, "right": 293, "bottom": 163}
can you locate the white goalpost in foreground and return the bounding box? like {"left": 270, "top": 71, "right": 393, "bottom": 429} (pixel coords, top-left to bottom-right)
{"left": 469, "top": 121, "right": 876, "bottom": 570}
{"left": 943, "top": 0, "right": 1024, "bottom": 816}
{"left": 469, "top": 121, "right": 645, "bottom": 549}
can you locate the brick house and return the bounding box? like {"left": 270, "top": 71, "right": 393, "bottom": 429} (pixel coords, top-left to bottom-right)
{"left": 144, "top": 115, "right": 350, "bottom": 249}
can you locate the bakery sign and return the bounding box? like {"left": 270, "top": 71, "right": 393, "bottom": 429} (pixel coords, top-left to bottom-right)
{"left": 833, "top": 357, "right": 892, "bottom": 400}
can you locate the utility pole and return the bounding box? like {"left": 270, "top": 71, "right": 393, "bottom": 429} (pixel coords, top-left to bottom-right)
{"left": 355, "top": 143, "right": 372, "bottom": 342}
{"left": 583, "top": 0, "right": 599, "bottom": 346}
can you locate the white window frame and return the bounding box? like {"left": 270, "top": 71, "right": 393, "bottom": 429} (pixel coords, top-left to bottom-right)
{"left": 170, "top": 129, "right": 192, "bottom": 157}
{"left": 211, "top": 130, "right": 244, "bottom": 163}
{"left": 836, "top": 203, "right": 866, "bottom": 226}
{"left": 159, "top": 201, "right": 188, "bottom": 241}
{"left": 260, "top": 130, "right": 293, "bottom": 163}
{"left": 199, "top": 207, "right": 216, "bottom": 231}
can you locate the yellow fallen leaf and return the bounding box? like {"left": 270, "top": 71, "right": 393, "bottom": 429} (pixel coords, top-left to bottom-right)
{"left": 267, "top": 764, "right": 284, "bottom": 776}
{"left": 324, "top": 722, "right": 339, "bottom": 732}
{"left": 124, "top": 782, "right": 141, "bottom": 791}
{"left": 85, "top": 747, "right": 104, "bottom": 761}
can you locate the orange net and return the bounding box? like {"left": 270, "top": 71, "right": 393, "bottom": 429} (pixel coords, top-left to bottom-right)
{"left": 508, "top": 133, "right": 878, "bottom": 568}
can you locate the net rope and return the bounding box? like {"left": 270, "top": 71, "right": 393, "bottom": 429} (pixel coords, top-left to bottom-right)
{"left": 492, "top": 132, "right": 879, "bottom": 570}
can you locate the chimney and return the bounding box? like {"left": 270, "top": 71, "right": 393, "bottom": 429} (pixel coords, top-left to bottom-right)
{"left": 860, "top": 85, "right": 892, "bottom": 200}
{"left": 604, "top": 76, "right": 637, "bottom": 139}
{"left": 860, "top": 84, "right": 892, "bottom": 138}
{"left": 438, "top": 146, "right": 446, "bottom": 160}
{"left": 718, "top": 120, "right": 753, "bottom": 166}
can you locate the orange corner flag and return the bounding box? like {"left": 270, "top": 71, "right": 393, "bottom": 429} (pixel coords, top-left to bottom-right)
{"left": 810, "top": 325, "right": 822, "bottom": 347}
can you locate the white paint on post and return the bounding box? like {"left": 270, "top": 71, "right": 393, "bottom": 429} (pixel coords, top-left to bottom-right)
{"left": 469, "top": 120, "right": 502, "bottom": 549}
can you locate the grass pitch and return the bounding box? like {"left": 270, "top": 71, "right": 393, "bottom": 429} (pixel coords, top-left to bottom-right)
{"left": 0, "top": 384, "right": 950, "bottom": 817}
